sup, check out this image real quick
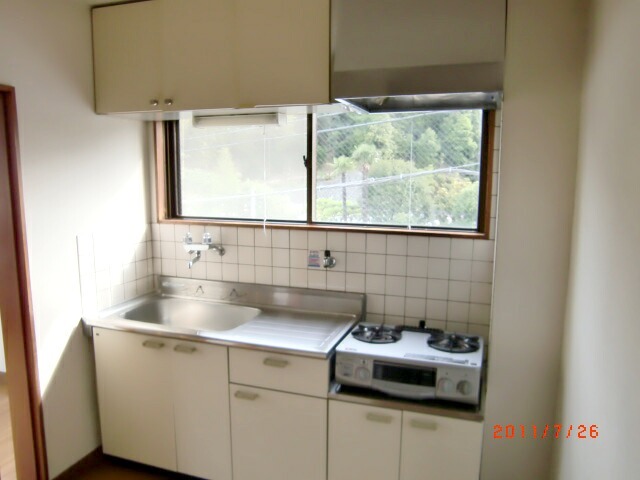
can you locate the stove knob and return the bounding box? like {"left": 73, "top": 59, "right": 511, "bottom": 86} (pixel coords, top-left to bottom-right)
{"left": 438, "top": 378, "right": 454, "bottom": 394}
{"left": 457, "top": 380, "right": 472, "bottom": 395}
{"left": 355, "top": 367, "right": 370, "bottom": 381}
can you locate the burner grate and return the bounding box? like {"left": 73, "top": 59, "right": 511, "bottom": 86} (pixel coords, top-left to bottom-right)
{"left": 351, "top": 324, "right": 402, "bottom": 344}
{"left": 427, "top": 333, "right": 480, "bottom": 353}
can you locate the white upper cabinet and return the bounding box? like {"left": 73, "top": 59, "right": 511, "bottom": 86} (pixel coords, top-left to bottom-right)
{"left": 233, "top": 0, "right": 329, "bottom": 107}
{"left": 161, "top": 0, "right": 238, "bottom": 111}
{"left": 92, "top": 0, "right": 330, "bottom": 113}
{"left": 92, "top": 1, "right": 163, "bottom": 113}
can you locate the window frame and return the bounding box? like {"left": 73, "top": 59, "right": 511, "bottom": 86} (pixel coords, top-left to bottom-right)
{"left": 155, "top": 110, "right": 495, "bottom": 238}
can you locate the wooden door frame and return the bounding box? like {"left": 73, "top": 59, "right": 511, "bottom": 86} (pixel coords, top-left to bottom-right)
{"left": 0, "top": 84, "right": 48, "bottom": 479}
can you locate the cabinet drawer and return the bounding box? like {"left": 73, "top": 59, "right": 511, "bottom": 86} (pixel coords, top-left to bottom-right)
{"left": 229, "top": 348, "right": 330, "bottom": 398}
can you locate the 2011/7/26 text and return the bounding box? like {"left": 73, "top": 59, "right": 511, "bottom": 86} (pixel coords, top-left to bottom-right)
{"left": 493, "top": 424, "right": 599, "bottom": 439}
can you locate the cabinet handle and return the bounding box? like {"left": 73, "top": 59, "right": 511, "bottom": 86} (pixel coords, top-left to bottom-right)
{"left": 174, "top": 344, "right": 196, "bottom": 354}
{"left": 234, "top": 390, "right": 259, "bottom": 401}
{"left": 149, "top": 99, "right": 159, "bottom": 106}
{"left": 263, "top": 357, "right": 289, "bottom": 368}
{"left": 365, "top": 412, "right": 393, "bottom": 424}
{"left": 410, "top": 419, "right": 438, "bottom": 431}
{"left": 164, "top": 98, "right": 173, "bottom": 106}
{"left": 142, "top": 339, "right": 165, "bottom": 349}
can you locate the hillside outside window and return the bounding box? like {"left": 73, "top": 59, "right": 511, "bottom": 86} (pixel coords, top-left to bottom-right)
{"left": 159, "top": 106, "right": 494, "bottom": 237}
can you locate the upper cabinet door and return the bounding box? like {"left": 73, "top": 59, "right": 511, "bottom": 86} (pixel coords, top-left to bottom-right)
{"left": 92, "top": 0, "right": 330, "bottom": 113}
{"left": 161, "top": 0, "right": 238, "bottom": 111}
{"left": 233, "top": 0, "right": 330, "bottom": 107}
{"left": 92, "top": 1, "right": 163, "bottom": 113}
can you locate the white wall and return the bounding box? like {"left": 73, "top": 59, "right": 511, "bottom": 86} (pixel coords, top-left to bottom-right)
{"left": 0, "top": 0, "right": 149, "bottom": 477}
{"left": 481, "top": 1, "right": 587, "bottom": 478}
{"left": 554, "top": 1, "right": 640, "bottom": 478}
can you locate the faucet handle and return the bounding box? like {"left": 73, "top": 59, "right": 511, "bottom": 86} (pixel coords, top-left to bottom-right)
{"left": 184, "top": 232, "right": 193, "bottom": 244}
{"left": 323, "top": 250, "right": 337, "bottom": 269}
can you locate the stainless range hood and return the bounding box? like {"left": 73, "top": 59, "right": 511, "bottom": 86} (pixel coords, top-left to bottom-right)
{"left": 331, "top": 0, "right": 506, "bottom": 112}
{"left": 337, "top": 91, "right": 501, "bottom": 114}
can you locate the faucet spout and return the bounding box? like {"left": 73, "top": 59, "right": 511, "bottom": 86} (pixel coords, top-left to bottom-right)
{"left": 188, "top": 250, "right": 201, "bottom": 269}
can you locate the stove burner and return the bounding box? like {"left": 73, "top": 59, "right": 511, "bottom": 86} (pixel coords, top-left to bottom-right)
{"left": 351, "top": 324, "right": 402, "bottom": 344}
{"left": 427, "top": 333, "right": 480, "bottom": 353}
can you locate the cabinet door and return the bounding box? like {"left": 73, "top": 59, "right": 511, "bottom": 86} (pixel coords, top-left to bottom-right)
{"left": 92, "top": 1, "right": 163, "bottom": 113}
{"left": 171, "top": 340, "right": 232, "bottom": 480}
{"left": 400, "top": 412, "right": 483, "bottom": 480}
{"left": 233, "top": 0, "right": 330, "bottom": 107}
{"left": 328, "top": 401, "right": 401, "bottom": 480}
{"left": 161, "top": 0, "right": 238, "bottom": 111}
{"left": 230, "top": 384, "right": 327, "bottom": 480}
{"left": 93, "top": 328, "right": 176, "bottom": 471}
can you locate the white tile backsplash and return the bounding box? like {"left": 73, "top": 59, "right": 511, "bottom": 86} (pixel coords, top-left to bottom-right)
{"left": 365, "top": 274, "right": 386, "bottom": 295}
{"left": 429, "top": 238, "right": 451, "bottom": 258}
{"left": 346, "top": 232, "right": 366, "bottom": 253}
{"left": 386, "top": 236, "right": 408, "bottom": 256}
{"left": 254, "top": 228, "right": 272, "bottom": 247}
{"left": 84, "top": 212, "right": 498, "bottom": 334}
{"left": 366, "top": 234, "right": 386, "bottom": 254}
{"left": 143, "top": 183, "right": 498, "bottom": 334}
{"left": 76, "top": 225, "right": 156, "bottom": 315}
{"left": 327, "top": 271, "right": 346, "bottom": 291}
{"left": 290, "top": 230, "right": 308, "bottom": 250}
{"left": 272, "top": 229, "right": 290, "bottom": 248}
{"left": 327, "top": 232, "right": 346, "bottom": 252}
{"left": 308, "top": 231, "right": 327, "bottom": 251}
{"left": 365, "top": 254, "right": 386, "bottom": 274}
{"left": 386, "top": 255, "right": 407, "bottom": 276}
{"left": 237, "top": 228, "right": 255, "bottom": 246}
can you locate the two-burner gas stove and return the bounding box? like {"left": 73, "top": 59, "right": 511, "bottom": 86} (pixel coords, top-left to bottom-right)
{"left": 335, "top": 324, "right": 484, "bottom": 406}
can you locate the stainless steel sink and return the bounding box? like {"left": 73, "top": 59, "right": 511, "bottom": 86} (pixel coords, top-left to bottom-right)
{"left": 120, "top": 297, "right": 261, "bottom": 332}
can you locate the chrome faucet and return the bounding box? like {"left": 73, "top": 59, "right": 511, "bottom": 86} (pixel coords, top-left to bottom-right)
{"left": 183, "top": 232, "right": 225, "bottom": 269}
{"left": 188, "top": 250, "right": 202, "bottom": 269}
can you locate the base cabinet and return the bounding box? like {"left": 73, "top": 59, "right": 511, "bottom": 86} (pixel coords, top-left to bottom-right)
{"left": 399, "top": 411, "right": 483, "bottom": 480}
{"left": 328, "top": 400, "right": 483, "bottom": 480}
{"left": 229, "top": 384, "right": 327, "bottom": 480}
{"left": 328, "top": 401, "right": 401, "bottom": 480}
{"left": 93, "top": 328, "right": 231, "bottom": 480}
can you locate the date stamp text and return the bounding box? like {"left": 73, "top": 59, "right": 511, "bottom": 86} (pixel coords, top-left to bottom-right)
{"left": 493, "top": 424, "right": 599, "bottom": 439}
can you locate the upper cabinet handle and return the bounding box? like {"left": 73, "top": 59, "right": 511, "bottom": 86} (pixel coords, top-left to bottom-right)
{"left": 410, "top": 419, "right": 438, "bottom": 431}
{"left": 142, "top": 339, "right": 165, "bottom": 349}
{"left": 164, "top": 98, "right": 173, "bottom": 106}
{"left": 174, "top": 344, "right": 197, "bottom": 354}
{"left": 263, "top": 357, "right": 289, "bottom": 368}
{"left": 149, "top": 99, "right": 159, "bottom": 106}
{"left": 365, "top": 412, "right": 393, "bottom": 424}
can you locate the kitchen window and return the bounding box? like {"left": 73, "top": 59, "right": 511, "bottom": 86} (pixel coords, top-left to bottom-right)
{"left": 158, "top": 106, "right": 494, "bottom": 237}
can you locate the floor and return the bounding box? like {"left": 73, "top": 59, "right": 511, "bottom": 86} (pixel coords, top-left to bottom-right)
{"left": 0, "top": 375, "right": 16, "bottom": 480}
{"left": 69, "top": 457, "right": 197, "bottom": 480}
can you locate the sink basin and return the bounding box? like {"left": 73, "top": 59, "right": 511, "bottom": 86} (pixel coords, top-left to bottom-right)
{"left": 121, "top": 298, "right": 260, "bottom": 332}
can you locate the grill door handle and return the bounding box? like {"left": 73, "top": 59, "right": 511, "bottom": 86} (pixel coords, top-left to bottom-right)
{"left": 365, "top": 412, "right": 393, "bottom": 424}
